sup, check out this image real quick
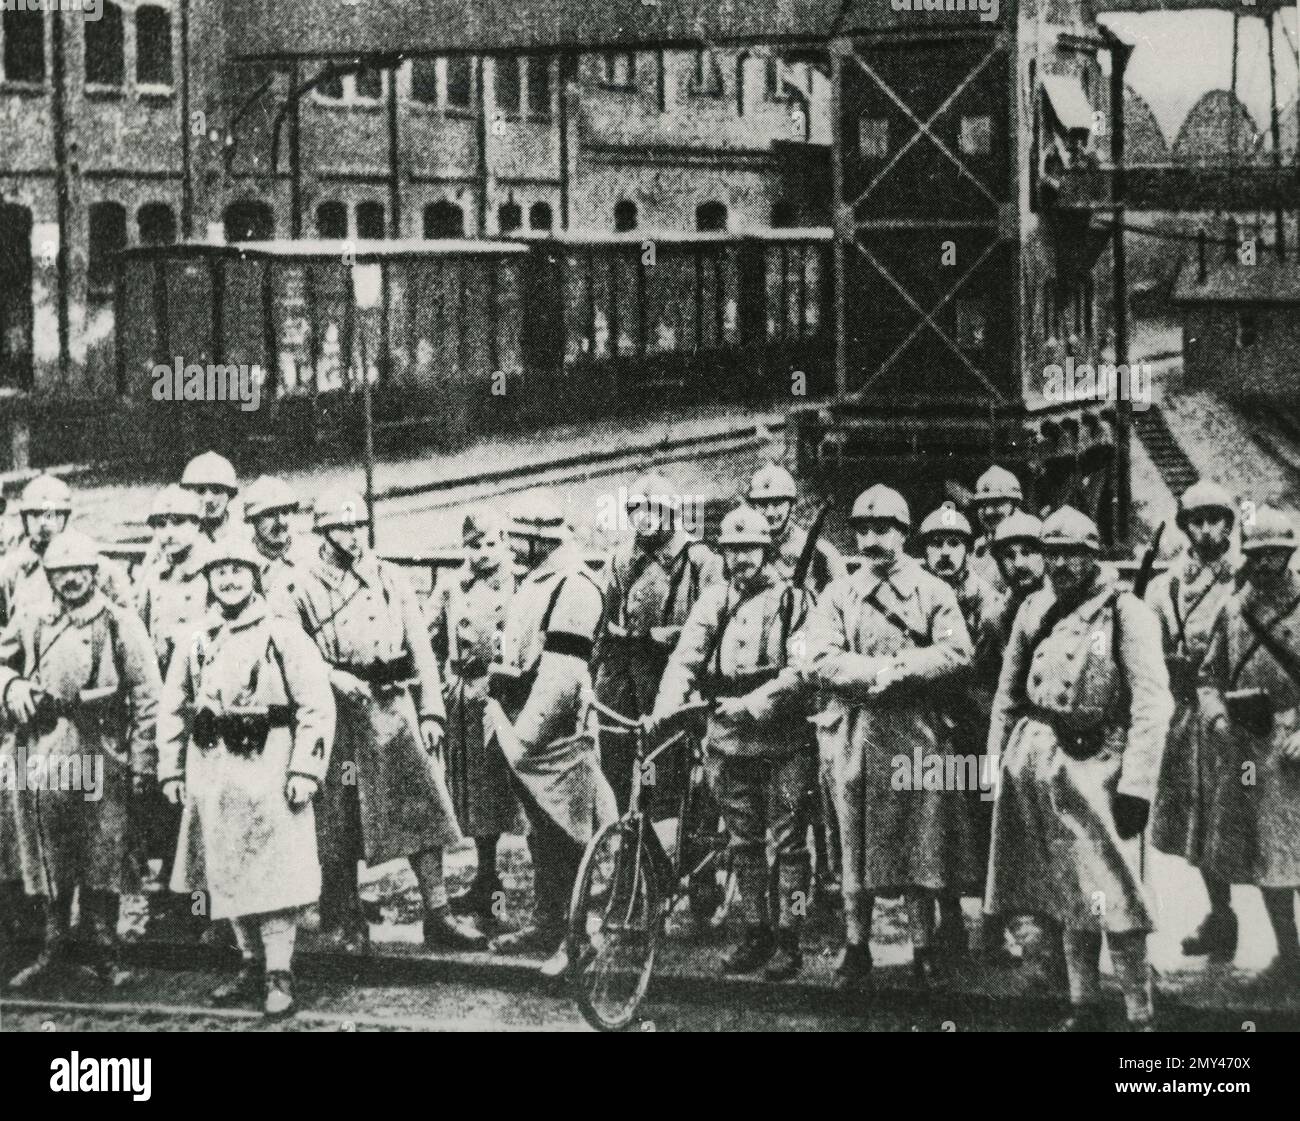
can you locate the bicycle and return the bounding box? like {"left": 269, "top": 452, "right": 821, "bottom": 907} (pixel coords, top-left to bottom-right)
{"left": 566, "top": 697, "right": 721, "bottom": 1032}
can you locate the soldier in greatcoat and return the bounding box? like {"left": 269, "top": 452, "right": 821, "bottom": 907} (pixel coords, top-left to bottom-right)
{"left": 1146, "top": 481, "right": 1240, "bottom": 961}
{"left": 159, "top": 537, "right": 335, "bottom": 1018}
{"left": 1197, "top": 503, "right": 1300, "bottom": 987}
{"left": 287, "top": 490, "right": 483, "bottom": 952}
{"left": 653, "top": 506, "right": 810, "bottom": 979}
{"left": 2, "top": 531, "right": 160, "bottom": 991}
{"left": 243, "top": 476, "right": 315, "bottom": 607}
{"left": 985, "top": 507, "right": 1173, "bottom": 1031}
{"left": 595, "top": 472, "right": 721, "bottom": 811}
{"left": 485, "top": 493, "right": 608, "bottom": 976}
{"left": 916, "top": 502, "right": 1002, "bottom": 959}
{"left": 746, "top": 462, "right": 847, "bottom": 906}
{"left": 801, "top": 485, "right": 975, "bottom": 988}
{"left": 429, "top": 508, "right": 520, "bottom": 928}
{"left": 968, "top": 465, "right": 1024, "bottom": 595}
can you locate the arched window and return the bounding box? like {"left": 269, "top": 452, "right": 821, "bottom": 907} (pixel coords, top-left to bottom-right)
{"left": 695, "top": 201, "right": 728, "bottom": 232}
{"left": 529, "top": 201, "right": 553, "bottom": 231}
{"left": 498, "top": 201, "right": 522, "bottom": 234}
{"left": 88, "top": 202, "right": 127, "bottom": 292}
{"left": 613, "top": 200, "right": 638, "bottom": 233}
{"left": 770, "top": 199, "right": 795, "bottom": 228}
{"left": 316, "top": 201, "right": 348, "bottom": 239}
{"left": 85, "top": 1, "right": 124, "bottom": 87}
{"left": 135, "top": 5, "right": 173, "bottom": 86}
{"left": 356, "top": 202, "right": 386, "bottom": 239}
{"left": 137, "top": 202, "right": 176, "bottom": 245}
{"left": 223, "top": 200, "right": 274, "bottom": 242}
{"left": 423, "top": 201, "right": 464, "bottom": 238}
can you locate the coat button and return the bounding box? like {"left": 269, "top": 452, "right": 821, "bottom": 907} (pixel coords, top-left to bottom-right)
{"left": 1031, "top": 674, "right": 1042, "bottom": 686}
{"left": 1057, "top": 693, "right": 1069, "bottom": 705}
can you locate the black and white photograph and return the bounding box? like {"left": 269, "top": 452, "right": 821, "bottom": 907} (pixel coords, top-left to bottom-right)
{"left": 0, "top": 0, "right": 1297, "bottom": 1063}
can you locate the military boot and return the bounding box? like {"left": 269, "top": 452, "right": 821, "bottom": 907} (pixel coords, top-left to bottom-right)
{"left": 763, "top": 928, "right": 803, "bottom": 982}
{"left": 722, "top": 926, "right": 775, "bottom": 975}
{"left": 423, "top": 908, "right": 488, "bottom": 951}
{"left": 1180, "top": 910, "right": 1238, "bottom": 962}
{"left": 834, "top": 942, "right": 874, "bottom": 991}
{"left": 211, "top": 960, "right": 264, "bottom": 1007}
{"left": 263, "top": 971, "right": 296, "bottom": 1019}
{"left": 8, "top": 901, "right": 68, "bottom": 990}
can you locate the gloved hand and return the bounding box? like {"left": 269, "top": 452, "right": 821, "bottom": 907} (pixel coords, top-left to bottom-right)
{"left": 285, "top": 775, "right": 318, "bottom": 808}
{"left": 161, "top": 779, "right": 187, "bottom": 806}
{"left": 420, "top": 717, "right": 444, "bottom": 757}
{"left": 1113, "top": 793, "right": 1150, "bottom": 840}
{"left": 4, "top": 678, "right": 39, "bottom": 723}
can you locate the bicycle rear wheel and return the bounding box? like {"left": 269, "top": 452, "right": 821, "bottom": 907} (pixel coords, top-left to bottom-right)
{"left": 567, "top": 818, "right": 662, "bottom": 1032}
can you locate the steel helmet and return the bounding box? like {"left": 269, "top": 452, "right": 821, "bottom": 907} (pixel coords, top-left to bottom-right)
{"left": 849, "top": 485, "right": 910, "bottom": 532}
{"left": 197, "top": 536, "right": 266, "bottom": 576}
{"left": 243, "top": 476, "right": 300, "bottom": 521}
{"left": 918, "top": 503, "right": 973, "bottom": 540}
{"left": 148, "top": 484, "right": 203, "bottom": 526}
{"left": 181, "top": 451, "right": 239, "bottom": 494}
{"left": 19, "top": 474, "right": 73, "bottom": 516}
{"left": 973, "top": 466, "right": 1023, "bottom": 505}
{"left": 1040, "top": 506, "right": 1102, "bottom": 553}
{"left": 746, "top": 464, "right": 798, "bottom": 503}
{"left": 625, "top": 473, "right": 682, "bottom": 513}
{"left": 462, "top": 506, "right": 506, "bottom": 540}
{"left": 992, "top": 511, "right": 1044, "bottom": 551}
{"left": 312, "top": 489, "right": 369, "bottom": 533}
{"left": 1176, "top": 480, "right": 1236, "bottom": 531}
{"left": 42, "top": 529, "right": 101, "bottom": 571}
{"left": 716, "top": 505, "right": 772, "bottom": 548}
{"left": 1241, "top": 504, "right": 1298, "bottom": 552}
{"left": 509, "top": 493, "right": 569, "bottom": 543}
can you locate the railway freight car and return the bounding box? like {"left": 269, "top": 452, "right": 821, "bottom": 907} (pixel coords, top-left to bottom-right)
{"left": 115, "top": 231, "right": 832, "bottom": 464}
{"left": 794, "top": 0, "right": 1129, "bottom": 541}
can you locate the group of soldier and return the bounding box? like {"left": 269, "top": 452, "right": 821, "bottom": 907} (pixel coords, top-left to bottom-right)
{"left": 0, "top": 448, "right": 1298, "bottom": 1031}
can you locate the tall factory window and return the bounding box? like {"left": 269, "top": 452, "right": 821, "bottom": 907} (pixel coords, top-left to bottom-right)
{"left": 137, "top": 202, "right": 176, "bottom": 246}
{"left": 424, "top": 202, "right": 464, "bottom": 238}
{"left": 2, "top": 9, "right": 45, "bottom": 84}
{"left": 1236, "top": 312, "right": 1258, "bottom": 349}
{"left": 356, "top": 202, "right": 386, "bottom": 239}
{"left": 691, "top": 49, "right": 724, "bottom": 97}
{"left": 858, "top": 115, "right": 889, "bottom": 160}
{"left": 527, "top": 56, "right": 552, "bottom": 120}
{"left": 765, "top": 57, "right": 788, "bottom": 101}
{"left": 771, "top": 200, "right": 795, "bottom": 228}
{"left": 316, "top": 202, "right": 348, "bottom": 239}
{"left": 601, "top": 52, "right": 636, "bottom": 89}
{"left": 411, "top": 59, "right": 439, "bottom": 104}
{"left": 955, "top": 299, "right": 987, "bottom": 350}
{"left": 498, "top": 201, "right": 523, "bottom": 234}
{"left": 88, "top": 202, "right": 127, "bottom": 295}
{"left": 85, "top": 2, "right": 125, "bottom": 88}
{"left": 614, "top": 200, "right": 638, "bottom": 232}
{"left": 959, "top": 115, "right": 992, "bottom": 156}
{"left": 135, "top": 6, "right": 173, "bottom": 87}
{"left": 223, "top": 200, "right": 273, "bottom": 242}
{"left": 696, "top": 202, "right": 728, "bottom": 232}
{"left": 446, "top": 56, "right": 472, "bottom": 109}
{"left": 495, "top": 56, "right": 521, "bottom": 116}
{"left": 529, "top": 202, "right": 553, "bottom": 231}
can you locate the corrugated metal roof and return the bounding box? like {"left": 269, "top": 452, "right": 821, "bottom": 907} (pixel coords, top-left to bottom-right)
{"left": 1173, "top": 258, "right": 1300, "bottom": 305}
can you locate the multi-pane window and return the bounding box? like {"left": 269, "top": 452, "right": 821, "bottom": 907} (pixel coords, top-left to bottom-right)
{"left": 135, "top": 6, "right": 173, "bottom": 87}
{"left": 316, "top": 66, "right": 386, "bottom": 105}
{"left": 85, "top": 2, "right": 125, "bottom": 88}
{"left": 495, "top": 56, "right": 520, "bottom": 115}
{"left": 2, "top": 10, "right": 45, "bottom": 84}
{"left": 424, "top": 201, "right": 464, "bottom": 238}
{"left": 614, "top": 200, "right": 638, "bottom": 233}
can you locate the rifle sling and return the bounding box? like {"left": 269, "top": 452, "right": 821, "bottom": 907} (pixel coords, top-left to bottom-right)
{"left": 1229, "top": 591, "right": 1300, "bottom": 688}
{"left": 1238, "top": 601, "right": 1300, "bottom": 695}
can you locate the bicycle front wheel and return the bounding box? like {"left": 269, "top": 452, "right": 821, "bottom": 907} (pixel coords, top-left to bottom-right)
{"left": 567, "top": 818, "right": 663, "bottom": 1032}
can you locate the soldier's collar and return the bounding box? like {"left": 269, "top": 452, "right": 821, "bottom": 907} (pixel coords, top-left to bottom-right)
{"left": 47, "top": 592, "right": 107, "bottom": 627}
{"left": 857, "top": 555, "right": 921, "bottom": 600}
{"left": 205, "top": 595, "right": 267, "bottom": 634}
{"left": 460, "top": 561, "right": 504, "bottom": 592}
{"left": 1070, "top": 565, "right": 1121, "bottom": 622}
{"left": 1183, "top": 549, "right": 1236, "bottom": 584}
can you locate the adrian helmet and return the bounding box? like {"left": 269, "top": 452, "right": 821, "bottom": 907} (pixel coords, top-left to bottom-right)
{"left": 180, "top": 451, "right": 239, "bottom": 494}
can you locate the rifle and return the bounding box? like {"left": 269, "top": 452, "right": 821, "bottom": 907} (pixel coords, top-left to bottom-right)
{"left": 780, "top": 501, "right": 830, "bottom": 659}
{"left": 1132, "top": 521, "right": 1165, "bottom": 599}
